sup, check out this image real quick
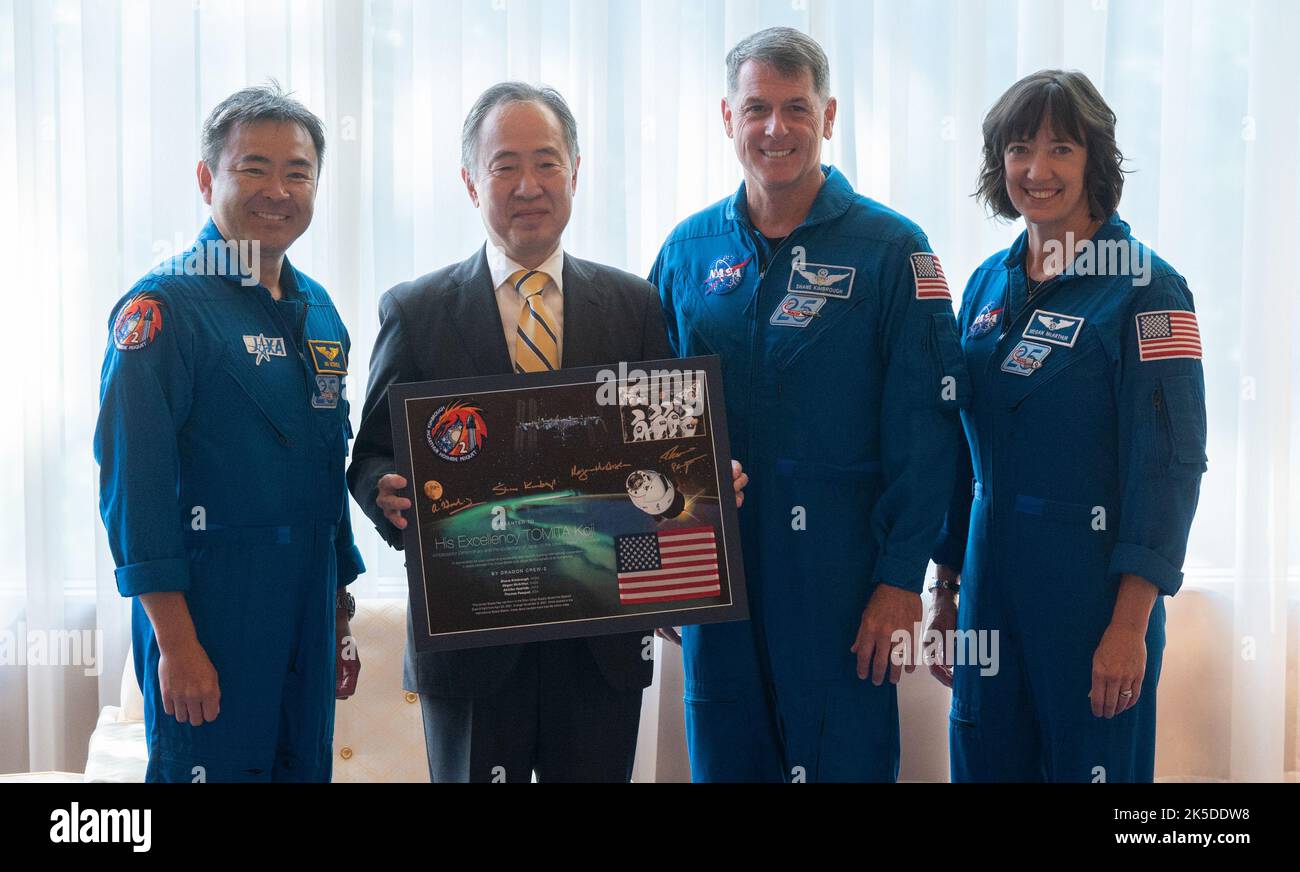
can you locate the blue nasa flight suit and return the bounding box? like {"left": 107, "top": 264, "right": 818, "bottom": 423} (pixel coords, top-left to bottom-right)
{"left": 650, "top": 166, "right": 967, "bottom": 782}
{"left": 94, "top": 220, "right": 364, "bottom": 782}
{"left": 932, "top": 213, "right": 1206, "bottom": 782}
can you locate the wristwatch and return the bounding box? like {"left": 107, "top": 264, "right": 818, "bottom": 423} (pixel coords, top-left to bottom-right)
{"left": 928, "top": 576, "right": 961, "bottom": 594}
{"left": 336, "top": 590, "right": 356, "bottom": 620}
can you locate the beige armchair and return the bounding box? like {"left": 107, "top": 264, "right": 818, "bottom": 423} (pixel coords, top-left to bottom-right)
{"left": 84, "top": 598, "right": 430, "bottom": 782}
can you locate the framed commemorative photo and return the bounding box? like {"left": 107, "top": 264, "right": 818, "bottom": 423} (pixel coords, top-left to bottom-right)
{"left": 388, "top": 355, "right": 748, "bottom": 652}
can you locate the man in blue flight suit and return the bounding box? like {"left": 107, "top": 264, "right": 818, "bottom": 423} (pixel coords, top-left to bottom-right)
{"left": 94, "top": 84, "right": 364, "bottom": 782}
{"left": 649, "top": 27, "right": 966, "bottom": 782}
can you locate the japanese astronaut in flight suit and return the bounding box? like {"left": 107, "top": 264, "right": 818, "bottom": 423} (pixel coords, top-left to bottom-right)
{"left": 650, "top": 27, "right": 967, "bottom": 782}
{"left": 94, "top": 84, "right": 364, "bottom": 782}
{"left": 926, "top": 70, "right": 1207, "bottom": 782}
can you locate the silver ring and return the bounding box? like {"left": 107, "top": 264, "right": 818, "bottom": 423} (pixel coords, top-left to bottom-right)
{"left": 1119, "top": 689, "right": 1134, "bottom": 698}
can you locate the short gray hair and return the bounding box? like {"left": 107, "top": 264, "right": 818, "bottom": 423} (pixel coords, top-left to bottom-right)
{"left": 726, "top": 27, "right": 830, "bottom": 103}
{"left": 461, "top": 82, "right": 579, "bottom": 179}
{"left": 200, "top": 81, "right": 326, "bottom": 171}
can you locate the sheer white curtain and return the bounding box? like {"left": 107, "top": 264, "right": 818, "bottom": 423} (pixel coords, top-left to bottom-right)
{"left": 1, "top": 0, "right": 1295, "bottom": 780}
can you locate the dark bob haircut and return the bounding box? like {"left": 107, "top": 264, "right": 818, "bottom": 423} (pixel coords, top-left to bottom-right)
{"left": 975, "top": 69, "right": 1126, "bottom": 221}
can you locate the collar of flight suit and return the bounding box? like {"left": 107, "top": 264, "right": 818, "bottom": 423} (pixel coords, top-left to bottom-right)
{"left": 723, "top": 163, "right": 856, "bottom": 232}
{"left": 1000, "top": 211, "right": 1132, "bottom": 276}
{"left": 192, "top": 217, "right": 313, "bottom": 302}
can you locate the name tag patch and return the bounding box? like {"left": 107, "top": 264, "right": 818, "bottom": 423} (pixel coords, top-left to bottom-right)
{"left": 307, "top": 339, "right": 348, "bottom": 374}
{"left": 788, "top": 262, "right": 855, "bottom": 299}
{"left": 1022, "top": 309, "right": 1084, "bottom": 347}
{"left": 243, "top": 334, "right": 287, "bottom": 365}
{"left": 769, "top": 293, "right": 827, "bottom": 328}
{"left": 311, "top": 374, "right": 341, "bottom": 409}
{"left": 1001, "top": 340, "right": 1053, "bottom": 376}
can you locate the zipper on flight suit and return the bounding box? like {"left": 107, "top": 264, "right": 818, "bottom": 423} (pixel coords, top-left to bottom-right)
{"left": 243, "top": 287, "right": 307, "bottom": 445}
{"left": 746, "top": 225, "right": 799, "bottom": 426}
{"left": 997, "top": 274, "right": 1067, "bottom": 342}
{"left": 986, "top": 271, "right": 1069, "bottom": 597}
{"left": 294, "top": 302, "right": 310, "bottom": 364}
{"left": 753, "top": 227, "right": 795, "bottom": 280}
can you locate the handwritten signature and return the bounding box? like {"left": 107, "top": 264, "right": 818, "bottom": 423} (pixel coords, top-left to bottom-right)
{"left": 430, "top": 496, "right": 478, "bottom": 515}
{"left": 662, "top": 443, "right": 708, "bottom": 476}
{"left": 659, "top": 444, "right": 696, "bottom": 462}
{"left": 570, "top": 460, "right": 631, "bottom": 482}
{"left": 672, "top": 455, "right": 708, "bottom": 476}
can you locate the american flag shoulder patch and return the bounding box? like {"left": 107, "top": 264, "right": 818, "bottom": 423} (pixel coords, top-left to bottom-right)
{"left": 910, "top": 252, "right": 951, "bottom": 301}
{"left": 1135, "top": 309, "right": 1202, "bottom": 362}
{"left": 614, "top": 526, "right": 721, "bottom": 605}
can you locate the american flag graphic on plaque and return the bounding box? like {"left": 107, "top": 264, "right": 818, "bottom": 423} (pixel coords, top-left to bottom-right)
{"left": 910, "top": 252, "right": 951, "bottom": 301}
{"left": 615, "top": 527, "right": 721, "bottom": 604}
{"left": 1135, "top": 310, "right": 1202, "bottom": 361}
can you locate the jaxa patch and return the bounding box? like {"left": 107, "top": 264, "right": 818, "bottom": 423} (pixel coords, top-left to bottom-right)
{"left": 112, "top": 294, "right": 164, "bottom": 351}
{"left": 307, "top": 339, "right": 348, "bottom": 375}
{"left": 788, "top": 262, "right": 855, "bottom": 299}
{"left": 967, "top": 303, "right": 1003, "bottom": 339}
{"left": 1022, "top": 309, "right": 1084, "bottom": 347}
{"left": 769, "top": 293, "right": 827, "bottom": 328}
{"left": 311, "top": 374, "right": 341, "bottom": 409}
{"left": 1001, "top": 340, "right": 1053, "bottom": 376}
{"left": 243, "top": 334, "right": 287, "bottom": 366}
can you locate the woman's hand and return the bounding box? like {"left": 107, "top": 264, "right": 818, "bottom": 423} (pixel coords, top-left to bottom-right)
{"left": 1090, "top": 621, "right": 1146, "bottom": 718}
{"left": 1090, "top": 573, "right": 1158, "bottom": 718}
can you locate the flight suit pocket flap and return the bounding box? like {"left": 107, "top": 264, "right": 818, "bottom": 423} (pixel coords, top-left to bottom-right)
{"left": 1159, "top": 374, "right": 1208, "bottom": 468}
{"left": 773, "top": 294, "right": 868, "bottom": 371}
{"left": 219, "top": 351, "right": 295, "bottom": 442}
{"left": 1013, "top": 494, "right": 1097, "bottom": 524}
{"left": 931, "top": 312, "right": 970, "bottom": 409}
{"left": 1006, "top": 339, "right": 1103, "bottom": 410}
{"left": 775, "top": 458, "right": 882, "bottom": 482}
{"left": 949, "top": 697, "right": 978, "bottom": 726}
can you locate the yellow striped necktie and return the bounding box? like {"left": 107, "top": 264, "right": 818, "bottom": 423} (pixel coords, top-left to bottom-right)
{"left": 509, "top": 268, "right": 559, "bottom": 372}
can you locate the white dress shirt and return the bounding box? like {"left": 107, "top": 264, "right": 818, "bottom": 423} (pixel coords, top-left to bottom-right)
{"left": 487, "top": 243, "right": 565, "bottom": 369}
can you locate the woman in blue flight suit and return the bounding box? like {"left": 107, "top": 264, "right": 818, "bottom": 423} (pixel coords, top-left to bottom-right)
{"left": 926, "top": 70, "right": 1207, "bottom": 782}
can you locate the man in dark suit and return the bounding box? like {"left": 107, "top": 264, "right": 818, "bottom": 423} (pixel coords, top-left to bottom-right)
{"left": 347, "top": 82, "right": 701, "bottom": 782}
